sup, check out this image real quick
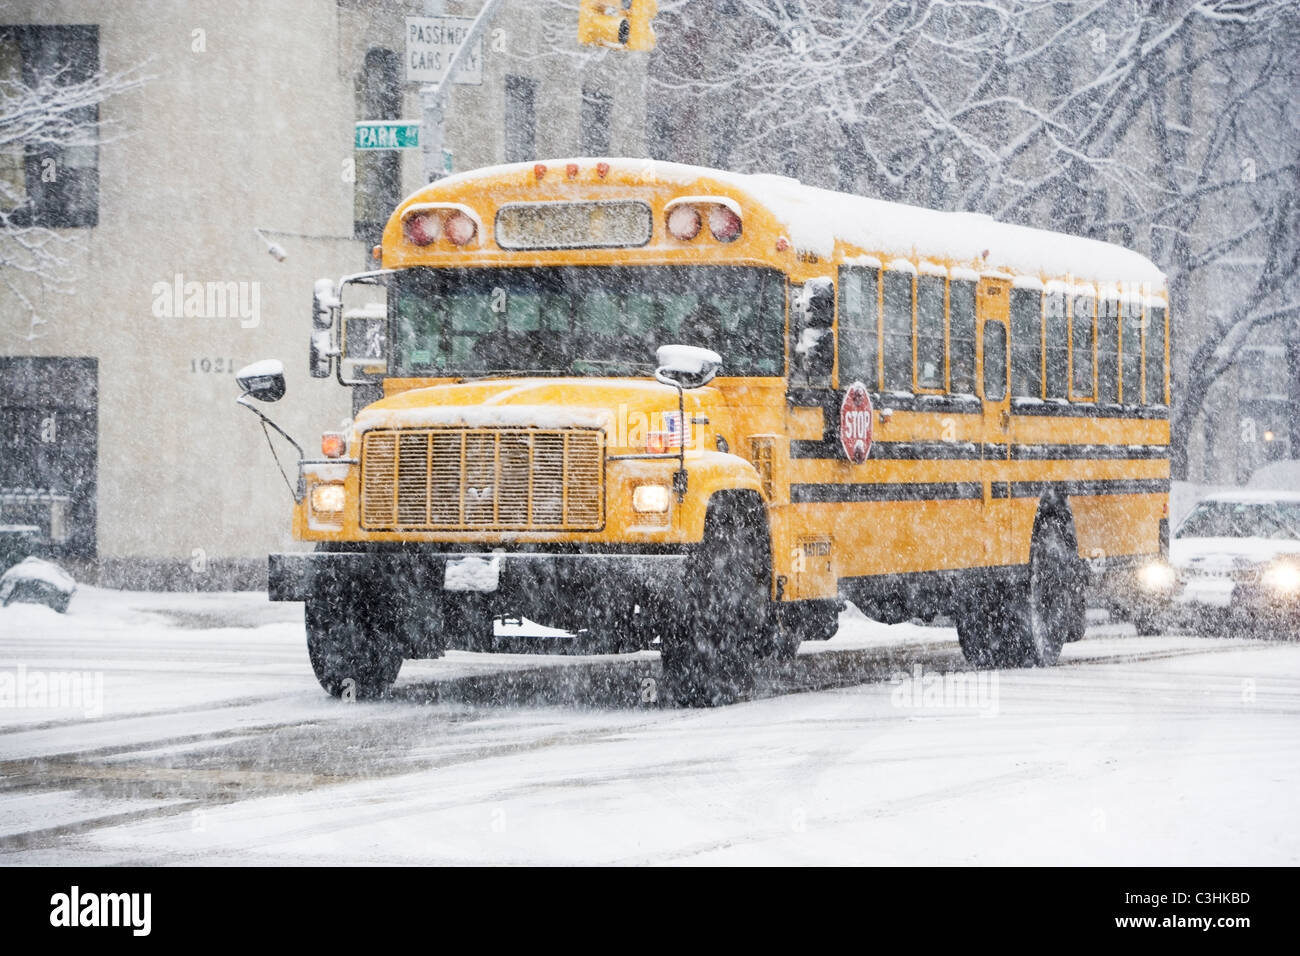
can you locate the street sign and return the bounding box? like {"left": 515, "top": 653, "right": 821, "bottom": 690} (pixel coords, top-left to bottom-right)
{"left": 405, "top": 16, "right": 483, "bottom": 86}
{"left": 355, "top": 121, "right": 420, "bottom": 151}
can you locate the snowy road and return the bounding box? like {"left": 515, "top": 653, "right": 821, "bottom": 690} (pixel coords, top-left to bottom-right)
{"left": 0, "top": 587, "right": 1296, "bottom": 865}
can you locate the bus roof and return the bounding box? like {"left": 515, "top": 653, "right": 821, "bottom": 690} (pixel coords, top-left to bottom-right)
{"left": 421, "top": 158, "right": 1166, "bottom": 287}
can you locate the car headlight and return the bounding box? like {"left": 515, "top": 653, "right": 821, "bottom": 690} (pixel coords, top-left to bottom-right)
{"left": 1262, "top": 561, "right": 1300, "bottom": 594}
{"left": 310, "top": 482, "right": 346, "bottom": 515}
{"left": 632, "top": 483, "right": 671, "bottom": 514}
{"left": 1138, "top": 561, "right": 1177, "bottom": 591}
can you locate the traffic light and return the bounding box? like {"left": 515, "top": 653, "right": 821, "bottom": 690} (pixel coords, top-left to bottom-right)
{"left": 578, "top": 0, "right": 630, "bottom": 48}
{"left": 578, "top": 0, "right": 656, "bottom": 51}
{"left": 626, "top": 0, "right": 657, "bottom": 51}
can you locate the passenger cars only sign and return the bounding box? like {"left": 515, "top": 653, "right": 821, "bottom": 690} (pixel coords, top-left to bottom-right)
{"left": 840, "top": 382, "right": 873, "bottom": 464}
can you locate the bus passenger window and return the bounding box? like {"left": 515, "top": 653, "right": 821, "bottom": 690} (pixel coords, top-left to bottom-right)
{"left": 882, "top": 270, "right": 914, "bottom": 392}
{"left": 1009, "top": 287, "right": 1042, "bottom": 399}
{"left": 948, "top": 279, "right": 976, "bottom": 394}
{"left": 1044, "top": 290, "right": 1068, "bottom": 398}
{"left": 1097, "top": 298, "right": 1120, "bottom": 404}
{"left": 1121, "top": 300, "right": 1141, "bottom": 404}
{"left": 916, "top": 274, "right": 945, "bottom": 390}
{"left": 837, "top": 266, "right": 879, "bottom": 389}
{"left": 1146, "top": 305, "right": 1167, "bottom": 404}
{"left": 1070, "top": 294, "right": 1095, "bottom": 400}
{"left": 982, "top": 321, "right": 1007, "bottom": 402}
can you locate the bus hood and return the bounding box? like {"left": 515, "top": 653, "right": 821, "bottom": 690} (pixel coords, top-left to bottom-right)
{"left": 351, "top": 377, "right": 722, "bottom": 449}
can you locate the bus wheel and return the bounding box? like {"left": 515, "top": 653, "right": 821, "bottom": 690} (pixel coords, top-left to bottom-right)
{"left": 956, "top": 586, "right": 1022, "bottom": 668}
{"left": 661, "top": 499, "right": 769, "bottom": 706}
{"left": 767, "top": 600, "right": 840, "bottom": 661}
{"left": 442, "top": 595, "right": 496, "bottom": 652}
{"left": 1019, "top": 512, "right": 1086, "bottom": 666}
{"left": 305, "top": 584, "right": 403, "bottom": 699}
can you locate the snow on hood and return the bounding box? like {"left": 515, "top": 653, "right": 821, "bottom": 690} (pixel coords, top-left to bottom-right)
{"left": 422, "top": 158, "right": 1166, "bottom": 286}
{"left": 353, "top": 376, "right": 703, "bottom": 435}
{"left": 1171, "top": 536, "right": 1300, "bottom": 568}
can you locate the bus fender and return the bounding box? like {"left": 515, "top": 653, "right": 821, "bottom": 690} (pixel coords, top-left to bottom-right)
{"left": 677, "top": 451, "right": 766, "bottom": 542}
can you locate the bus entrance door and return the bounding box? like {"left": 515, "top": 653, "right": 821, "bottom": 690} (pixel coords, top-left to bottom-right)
{"left": 976, "top": 278, "right": 1013, "bottom": 567}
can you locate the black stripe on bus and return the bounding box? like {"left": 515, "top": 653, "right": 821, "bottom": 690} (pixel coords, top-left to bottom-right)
{"left": 1010, "top": 401, "right": 1169, "bottom": 420}
{"left": 1008, "top": 444, "right": 1169, "bottom": 461}
{"left": 790, "top": 482, "right": 983, "bottom": 503}
{"left": 790, "top": 439, "right": 985, "bottom": 460}
{"left": 791, "top": 477, "right": 1168, "bottom": 504}
{"left": 990, "top": 478, "right": 1171, "bottom": 499}
{"left": 792, "top": 441, "right": 1168, "bottom": 461}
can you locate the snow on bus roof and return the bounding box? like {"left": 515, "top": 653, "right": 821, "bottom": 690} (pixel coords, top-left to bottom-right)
{"left": 425, "top": 158, "right": 1166, "bottom": 286}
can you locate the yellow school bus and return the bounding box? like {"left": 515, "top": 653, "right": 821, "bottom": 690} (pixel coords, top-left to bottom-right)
{"left": 240, "top": 158, "right": 1170, "bottom": 705}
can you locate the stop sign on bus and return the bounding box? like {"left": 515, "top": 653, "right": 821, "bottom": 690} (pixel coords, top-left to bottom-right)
{"left": 840, "top": 381, "right": 873, "bottom": 464}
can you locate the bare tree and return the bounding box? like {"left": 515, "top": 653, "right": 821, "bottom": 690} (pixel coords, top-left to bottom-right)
{"left": 651, "top": 0, "right": 1300, "bottom": 477}
{"left": 0, "top": 55, "right": 149, "bottom": 339}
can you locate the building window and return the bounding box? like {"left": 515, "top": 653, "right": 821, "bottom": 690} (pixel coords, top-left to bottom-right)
{"left": 505, "top": 75, "right": 537, "bottom": 163}
{"left": 0, "top": 25, "right": 99, "bottom": 228}
{"left": 354, "top": 48, "right": 402, "bottom": 246}
{"left": 580, "top": 87, "right": 611, "bottom": 155}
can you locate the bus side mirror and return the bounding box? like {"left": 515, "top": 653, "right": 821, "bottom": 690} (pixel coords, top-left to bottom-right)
{"left": 655, "top": 344, "right": 722, "bottom": 390}
{"left": 236, "top": 359, "right": 287, "bottom": 403}
{"left": 310, "top": 278, "right": 338, "bottom": 379}
{"left": 309, "top": 329, "right": 332, "bottom": 378}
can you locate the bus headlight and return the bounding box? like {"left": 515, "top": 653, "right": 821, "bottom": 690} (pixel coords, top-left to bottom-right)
{"left": 1262, "top": 560, "right": 1300, "bottom": 595}
{"left": 310, "top": 482, "right": 346, "bottom": 515}
{"left": 1138, "top": 561, "right": 1176, "bottom": 591}
{"left": 632, "top": 483, "right": 671, "bottom": 514}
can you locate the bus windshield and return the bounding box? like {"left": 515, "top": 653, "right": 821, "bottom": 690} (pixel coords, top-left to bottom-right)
{"left": 391, "top": 265, "right": 786, "bottom": 378}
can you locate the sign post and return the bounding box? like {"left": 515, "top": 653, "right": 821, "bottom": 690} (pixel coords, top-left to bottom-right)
{"left": 410, "top": 0, "right": 501, "bottom": 184}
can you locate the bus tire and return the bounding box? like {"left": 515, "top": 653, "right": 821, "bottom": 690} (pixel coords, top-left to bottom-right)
{"left": 956, "top": 584, "right": 1022, "bottom": 668}
{"left": 443, "top": 594, "right": 496, "bottom": 652}
{"left": 661, "top": 497, "right": 770, "bottom": 706}
{"left": 1132, "top": 607, "right": 1164, "bottom": 636}
{"left": 305, "top": 582, "right": 403, "bottom": 699}
{"left": 767, "top": 600, "right": 840, "bottom": 661}
{"left": 1016, "top": 510, "right": 1086, "bottom": 666}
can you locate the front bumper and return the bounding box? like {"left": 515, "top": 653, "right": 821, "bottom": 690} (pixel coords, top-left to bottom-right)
{"left": 267, "top": 548, "right": 689, "bottom": 603}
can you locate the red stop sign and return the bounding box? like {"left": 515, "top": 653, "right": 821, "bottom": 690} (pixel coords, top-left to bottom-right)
{"left": 839, "top": 382, "right": 873, "bottom": 464}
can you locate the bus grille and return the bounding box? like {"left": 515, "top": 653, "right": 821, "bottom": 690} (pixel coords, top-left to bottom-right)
{"left": 360, "top": 428, "right": 604, "bottom": 531}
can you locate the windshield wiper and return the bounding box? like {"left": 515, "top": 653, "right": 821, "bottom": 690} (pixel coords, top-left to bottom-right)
{"left": 457, "top": 369, "right": 565, "bottom": 381}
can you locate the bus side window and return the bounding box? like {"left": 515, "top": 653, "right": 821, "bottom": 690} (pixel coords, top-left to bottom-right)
{"left": 982, "top": 321, "right": 1007, "bottom": 402}
{"left": 1044, "top": 290, "right": 1068, "bottom": 398}
{"left": 882, "top": 269, "right": 914, "bottom": 393}
{"left": 916, "top": 274, "right": 945, "bottom": 390}
{"left": 1098, "top": 297, "right": 1120, "bottom": 404}
{"left": 837, "top": 266, "right": 879, "bottom": 389}
{"left": 948, "top": 279, "right": 976, "bottom": 394}
{"left": 1121, "top": 299, "right": 1141, "bottom": 404}
{"left": 792, "top": 277, "right": 834, "bottom": 387}
{"left": 1146, "top": 305, "right": 1167, "bottom": 404}
{"left": 1009, "top": 287, "right": 1042, "bottom": 399}
{"left": 1070, "top": 293, "right": 1095, "bottom": 401}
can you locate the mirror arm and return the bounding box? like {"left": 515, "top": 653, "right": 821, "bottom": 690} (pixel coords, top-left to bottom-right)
{"left": 655, "top": 370, "right": 689, "bottom": 500}
{"left": 236, "top": 393, "right": 305, "bottom": 501}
